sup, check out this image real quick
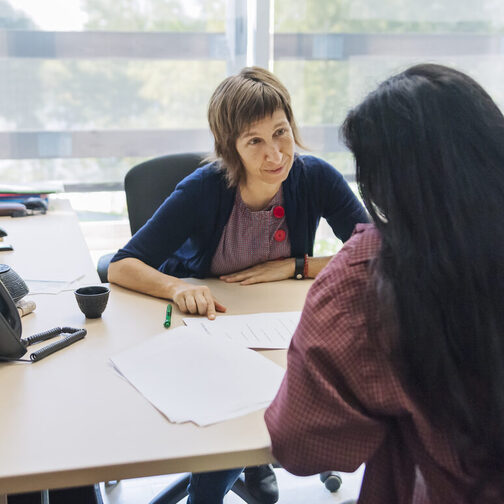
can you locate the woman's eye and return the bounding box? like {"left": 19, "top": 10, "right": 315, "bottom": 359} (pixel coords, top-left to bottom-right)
{"left": 275, "top": 128, "right": 286, "bottom": 136}
{"left": 248, "top": 138, "right": 261, "bottom": 145}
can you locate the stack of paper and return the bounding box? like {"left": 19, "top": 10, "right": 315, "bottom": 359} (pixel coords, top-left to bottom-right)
{"left": 0, "top": 182, "right": 63, "bottom": 204}
{"left": 110, "top": 326, "right": 285, "bottom": 426}
{"left": 0, "top": 182, "right": 64, "bottom": 194}
{"left": 183, "top": 311, "right": 301, "bottom": 349}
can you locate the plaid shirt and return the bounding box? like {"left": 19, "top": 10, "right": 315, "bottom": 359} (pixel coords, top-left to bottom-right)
{"left": 265, "top": 223, "right": 488, "bottom": 504}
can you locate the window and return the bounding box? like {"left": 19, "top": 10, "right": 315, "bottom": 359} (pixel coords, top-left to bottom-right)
{"left": 1, "top": 0, "right": 503, "bottom": 257}
{"left": 272, "top": 0, "right": 504, "bottom": 253}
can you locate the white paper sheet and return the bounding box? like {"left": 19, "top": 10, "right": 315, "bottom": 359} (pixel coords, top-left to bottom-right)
{"left": 183, "top": 311, "right": 301, "bottom": 349}
{"left": 26, "top": 275, "right": 85, "bottom": 295}
{"left": 109, "top": 326, "right": 285, "bottom": 426}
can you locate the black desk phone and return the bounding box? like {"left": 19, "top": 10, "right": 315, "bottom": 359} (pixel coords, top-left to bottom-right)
{"left": 0, "top": 279, "right": 25, "bottom": 358}
{"left": 0, "top": 280, "right": 87, "bottom": 362}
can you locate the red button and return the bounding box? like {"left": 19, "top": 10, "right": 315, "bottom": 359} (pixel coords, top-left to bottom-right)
{"left": 274, "top": 229, "right": 286, "bottom": 242}
{"left": 273, "top": 205, "right": 285, "bottom": 218}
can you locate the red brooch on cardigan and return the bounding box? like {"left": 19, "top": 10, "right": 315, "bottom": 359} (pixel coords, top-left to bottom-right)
{"left": 273, "top": 205, "right": 285, "bottom": 218}
{"left": 274, "top": 229, "right": 286, "bottom": 242}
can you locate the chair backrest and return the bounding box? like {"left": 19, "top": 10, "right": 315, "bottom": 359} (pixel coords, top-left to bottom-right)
{"left": 124, "top": 152, "right": 205, "bottom": 235}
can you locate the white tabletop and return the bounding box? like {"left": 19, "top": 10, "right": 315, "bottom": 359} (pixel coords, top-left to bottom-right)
{"left": 0, "top": 199, "right": 99, "bottom": 285}
{"left": 0, "top": 200, "right": 312, "bottom": 494}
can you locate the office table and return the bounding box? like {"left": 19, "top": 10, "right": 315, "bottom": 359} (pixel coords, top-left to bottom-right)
{"left": 0, "top": 201, "right": 312, "bottom": 495}
{"left": 0, "top": 199, "right": 99, "bottom": 286}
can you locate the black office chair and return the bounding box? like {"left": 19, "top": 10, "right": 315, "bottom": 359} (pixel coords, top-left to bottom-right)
{"left": 97, "top": 152, "right": 205, "bottom": 283}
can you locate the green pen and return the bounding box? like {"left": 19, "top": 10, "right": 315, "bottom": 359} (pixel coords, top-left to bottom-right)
{"left": 164, "top": 303, "right": 172, "bottom": 328}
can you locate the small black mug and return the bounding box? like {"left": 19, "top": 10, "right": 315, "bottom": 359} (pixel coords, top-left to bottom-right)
{"left": 74, "top": 286, "right": 110, "bottom": 318}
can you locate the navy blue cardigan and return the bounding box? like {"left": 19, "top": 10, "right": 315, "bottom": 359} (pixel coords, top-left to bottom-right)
{"left": 112, "top": 155, "right": 368, "bottom": 278}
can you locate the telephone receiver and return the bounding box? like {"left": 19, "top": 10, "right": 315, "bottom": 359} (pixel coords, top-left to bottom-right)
{"left": 0, "top": 279, "right": 25, "bottom": 358}
{"left": 0, "top": 279, "right": 87, "bottom": 362}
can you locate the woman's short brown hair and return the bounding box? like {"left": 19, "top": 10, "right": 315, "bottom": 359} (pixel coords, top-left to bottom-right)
{"left": 207, "top": 66, "right": 304, "bottom": 187}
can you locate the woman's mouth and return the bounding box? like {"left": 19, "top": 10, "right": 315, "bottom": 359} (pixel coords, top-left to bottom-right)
{"left": 266, "top": 165, "right": 284, "bottom": 174}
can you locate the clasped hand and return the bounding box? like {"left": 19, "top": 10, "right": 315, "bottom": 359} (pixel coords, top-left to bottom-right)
{"left": 219, "top": 258, "right": 295, "bottom": 285}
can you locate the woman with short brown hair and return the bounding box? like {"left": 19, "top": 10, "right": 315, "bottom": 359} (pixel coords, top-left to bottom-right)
{"left": 109, "top": 66, "right": 368, "bottom": 503}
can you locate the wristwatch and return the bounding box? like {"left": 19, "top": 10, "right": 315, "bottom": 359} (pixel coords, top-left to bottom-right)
{"left": 294, "top": 257, "right": 305, "bottom": 280}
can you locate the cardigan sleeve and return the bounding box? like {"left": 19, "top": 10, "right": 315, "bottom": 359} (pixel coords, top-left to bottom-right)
{"left": 311, "top": 157, "right": 369, "bottom": 242}
{"left": 265, "top": 231, "right": 387, "bottom": 476}
{"left": 111, "top": 172, "right": 204, "bottom": 270}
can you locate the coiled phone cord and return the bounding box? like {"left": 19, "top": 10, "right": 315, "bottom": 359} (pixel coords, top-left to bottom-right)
{"left": 0, "top": 327, "right": 87, "bottom": 363}
{"left": 21, "top": 326, "right": 63, "bottom": 346}
{"left": 25, "top": 327, "right": 87, "bottom": 362}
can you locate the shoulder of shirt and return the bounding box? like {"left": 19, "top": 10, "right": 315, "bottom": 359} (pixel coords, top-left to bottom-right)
{"left": 176, "top": 161, "right": 230, "bottom": 192}
{"left": 291, "top": 154, "right": 335, "bottom": 171}
{"left": 315, "top": 223, "right": 379, "bottom": 293}
{"left": 288, "top": 155, "right": 342, "bottom": 185}
{"left": 342, "top": 223, "right": 381, "bottom": 266}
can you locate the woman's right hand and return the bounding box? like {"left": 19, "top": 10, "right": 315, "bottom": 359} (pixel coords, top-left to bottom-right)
{"left": 171, "top": 281, "right": 227, "bottom": 320}
{"left": 108, "top": 258, "right": 226, "bottom": 320}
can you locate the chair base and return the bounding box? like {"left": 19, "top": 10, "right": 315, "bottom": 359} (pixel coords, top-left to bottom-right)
{"left": 148, "top": 473, "right": 260, "bottom": 504}
{"left": 148, "top": 474, "right": 190, "bottom": 504}
{"left": 319, "top": 471, "right": 343, "bottom": 492}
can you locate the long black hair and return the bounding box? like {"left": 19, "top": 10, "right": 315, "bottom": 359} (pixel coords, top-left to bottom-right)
{"left": 342, "top": 63, "right": 504, "bottom": 498}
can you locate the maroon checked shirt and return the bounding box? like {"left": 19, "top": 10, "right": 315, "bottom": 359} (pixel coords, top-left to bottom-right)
{"left": 265, "top": 224, "right": 496, "bottom": 504}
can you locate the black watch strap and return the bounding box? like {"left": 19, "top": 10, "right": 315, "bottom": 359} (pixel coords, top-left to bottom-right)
{"left": 294, "top": 257, "right": 305, "bottom": 280}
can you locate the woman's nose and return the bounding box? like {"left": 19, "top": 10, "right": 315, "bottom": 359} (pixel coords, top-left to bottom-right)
{"left": 265, "top": 143, "right": 282, "bottom": 163}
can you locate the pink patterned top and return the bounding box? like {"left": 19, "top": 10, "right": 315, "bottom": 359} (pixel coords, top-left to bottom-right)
{"left": 210, "top": 187, "right": 291, "bottom": 276}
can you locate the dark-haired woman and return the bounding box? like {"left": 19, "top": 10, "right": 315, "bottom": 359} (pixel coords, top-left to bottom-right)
{"left": 109, "top": 66, "right": 368, "bottom": 504}
{"left": 265, "top": 63, "right": 504, "bottom": 503}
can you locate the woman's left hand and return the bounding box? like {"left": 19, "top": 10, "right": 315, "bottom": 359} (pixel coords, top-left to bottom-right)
{"left": 220, "top": 258, "right": 295, "bottom": 285}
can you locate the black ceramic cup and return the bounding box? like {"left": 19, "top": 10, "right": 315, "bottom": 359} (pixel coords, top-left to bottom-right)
{"left": 74, "top": 286, "right": 110, "bottom": 318}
